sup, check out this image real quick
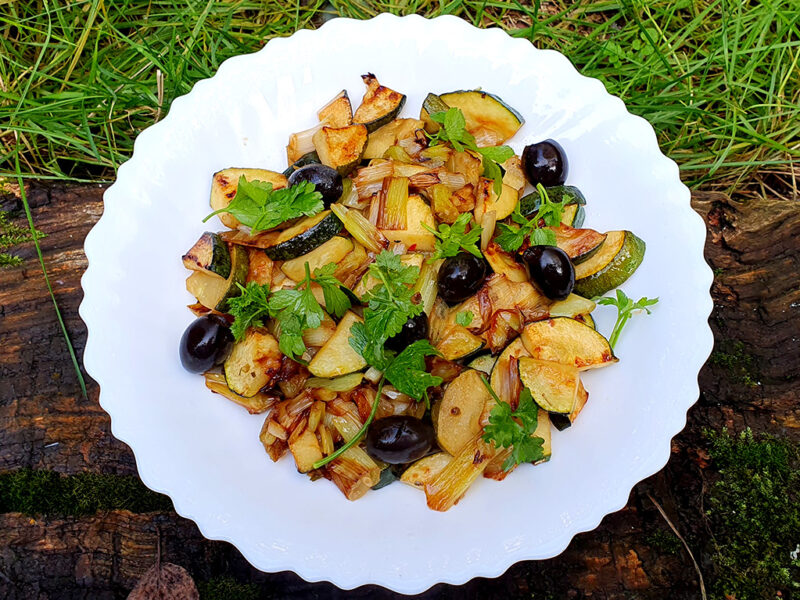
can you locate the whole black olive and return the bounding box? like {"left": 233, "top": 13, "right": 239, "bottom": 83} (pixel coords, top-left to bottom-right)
{"left": 365, "top": 416, "right": 434, "bottom": 464}
{"left": 179, "top": 315, "right": 234, "bottom": 373}
{"left": 437, "top": 252, "right": 488, "bottom": 304}
{"left": 521, "top": 139, "right": 568, "bottom": 187}
{"left": 385, "top": 312, "right": 429, "bottom": 353}
{"left": 521, "top": 245, "right": 575, "bottom": 300}
{"left": 287, "top": 164, "right": 343, "bottom": 206}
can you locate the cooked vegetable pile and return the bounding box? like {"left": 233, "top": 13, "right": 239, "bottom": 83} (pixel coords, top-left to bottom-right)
{"left": 179, "top": 74, "right": 654, "bottom": 511}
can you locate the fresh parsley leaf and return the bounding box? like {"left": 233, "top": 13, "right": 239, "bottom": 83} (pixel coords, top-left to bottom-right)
{"left": 204, "top": 177, "right": 324, "bottom": 233}
{"left": 348, "top": 251, "right": 439, "bottom": 403}
{"left": 226, "top": 282, "right": 271, "bottom": 341}
{"left": 595, "top": 289, "right": 658, "bottom": 349}
{"left": 312, "top": 263, "right": 351, "bottom": 318}
{"left": 422, "top": 212, "right": 482, "bottom": 260}
{"left": 481, "top": 382, "right": 545, "bottom": 471}
{"left": 383, "top": 340, "right": 443, "bottom": 403}
{"left": 455, "top": 310, "right": 474, "bottom": 327}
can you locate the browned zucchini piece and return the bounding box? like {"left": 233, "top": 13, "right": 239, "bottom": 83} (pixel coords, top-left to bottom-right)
{"left": 353, "top": 73, "right": 406, "bottom": 132}
{"left": 520, "top": 317, "right": 617, "bottom": 371}
{"left": 317, "top": 90, "right": 353, "bottom": 128}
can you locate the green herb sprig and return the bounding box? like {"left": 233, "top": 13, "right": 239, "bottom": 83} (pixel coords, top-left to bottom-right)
{"left": 226, "top": 262, "right": 351, "bottom": 360}
{"left": 595, "top": 289, "right": 659, "bottom": 349}
{"left": 422, "top": 212, "right": 482, "bottom": 261}
{"left": 480, "top": 376, "right": 545, "bottom": 471}
{"left": 349, "top": 251, "right": 442, "bottom": 402}
{"left": 204, "top": 176, "right": 323, "bottom": 233}
{"left": 428, "top": 107, "right": 515, "bottom": 195}
{"left": 494, "top": 184, "right": 568, "bottom": 252}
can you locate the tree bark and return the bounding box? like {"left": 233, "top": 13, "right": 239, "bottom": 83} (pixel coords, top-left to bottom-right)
{"left": 1, "top": 185, "right": 797, "bottom": 599}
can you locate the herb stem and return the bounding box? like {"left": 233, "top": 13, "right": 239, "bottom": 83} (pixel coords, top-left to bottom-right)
{"left": 479, "top": 373, "right": 502, "bottom": 404}
{"left": 312, "top": 377, "right": 385, "bottom": 470}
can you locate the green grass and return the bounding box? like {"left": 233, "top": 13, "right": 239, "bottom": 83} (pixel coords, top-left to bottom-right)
{"left": 705, "top": 429, "right": 800, "bottom": 599}
{"left": 0, "top": 0, "right": 798, "bottom": 195}
{"left": 0, "top": 470, "right": 173, "bottom": 515}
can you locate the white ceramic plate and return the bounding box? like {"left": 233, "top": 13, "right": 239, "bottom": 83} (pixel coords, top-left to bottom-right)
{"left": 80, "top": 14, "right": 713, "bottom": 594}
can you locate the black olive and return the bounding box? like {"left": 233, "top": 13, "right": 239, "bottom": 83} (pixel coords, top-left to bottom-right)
{"left": 385, "top": 312, "right": 429, "bottom": 353}
{"left": 437, "top": 252, "right": 488, "bottom": 304}
{"left": 179, "top": 315, "right": 233, "bottom": 373}
{"left": 365, "top": 416, "right": 434, "bottom": 464}
{"left": 521, "top": 245, "right": 575, "bottom": 300}
{"left": 287, "top": 164, "right": 343, "bottom": 206}
{"left": 521, "top": 139, "right": 568, "bottom": 187}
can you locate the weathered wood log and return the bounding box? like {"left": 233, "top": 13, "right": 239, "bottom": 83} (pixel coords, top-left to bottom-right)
{"left": 1, "top": 185, "right": 798, "bottom": 598}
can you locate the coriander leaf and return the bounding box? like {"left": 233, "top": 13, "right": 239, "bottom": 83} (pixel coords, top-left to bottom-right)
{"left": 383, "top": 340, "right": 443, "bottom": 402}
{"left": 530, "top": 227, "right": 557, "bottom": 246}
{"left": 422, "top": 212, "right": 482, "bottom": 260}
{"left": 455, "top": 310, "right": 474, "bottom": 327}
{"left": 204, "top": 177, "right": 323, "bottom": 233}
{"left": 480, "top": 380, "right": 545, "bottom": 472}
{"left": 312, "top": 263, "right": 351, "bottom": 318}
{"left": 595, "top": 289, "right": 658, "bottom": 350}
{"left": 226, "top": 282, "right": 271, "bottom": 341}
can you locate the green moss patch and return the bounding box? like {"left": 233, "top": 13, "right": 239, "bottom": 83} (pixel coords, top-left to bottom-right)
{"left": 198, "top": 577, "right": 260, "bottom": 600}
{"left": 709, "top": 340, "right": 760, "bottom": 387}
{"left": 706, "top": 429, "right": 800, "bottom": 599}
{"left": 0, "top": 470, "right": 172, "bottom": 515}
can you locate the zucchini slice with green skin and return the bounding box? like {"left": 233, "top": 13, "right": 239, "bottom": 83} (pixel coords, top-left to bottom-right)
{"left": 182, "top": 231, "right": 231, "bottom": 279}
{"left": 224, "top": 329, "right": 282, "bottom": 397}
{"left": 281, "top": 151, "right": 320, "bottom": 178}
{"left": 467, "top": 353, "right": 498, "bottom": 375}
{"left": 518, "top": 185, "right": 586, "bottom": 220}
{"left": 518, "top": 357, "right": 579, "bottom": 414}
{"left": 520, "top": 317, "right": 617, "bottom": 371}
{"left": 552, "top": 226, "right": 607, "bottom": 264}
{"left": 317, "top": 90, "right": 353, "bottom": 128}
{"left": 185, "top": 244, "right": 249, "bottom": 311}
{"left": 306, "top": 372, "right": 364, "bottom": 392}
{"left": 210, "top": 168, "right": 288, "bottom": 230}
{"left": 419, "top": 92, "right": 450, "bottom": 133}
{"left": 573, "top": 230, "right": 646, "bottom": 298}
{"left": 280, "top": 236, "right": 353, "bottom": 282}
{"left": 307, "top": 311, "right": 367, "bottom": 378}
{"left": 570, "top": 205, "right": 586, "bottom": 228}
{"left": 313, "top": 124, "right": 368, "bottom": 176}
{"left": 475, "top": 178, "right": 519, "bottom": 222}
{"left": 262, "top": 210, "right": 343, "bottom": 261}
{"left": 548, "top": 293, "right": 596, "bottom": 319}
{"left": 438, "top": 90, "right": 524, "bottom": 143}
{"left": 550, "top": 379, "right": 588, "bottom": 431}
{"left": 353, "top": 73, "right": 406, "bottom": 133}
